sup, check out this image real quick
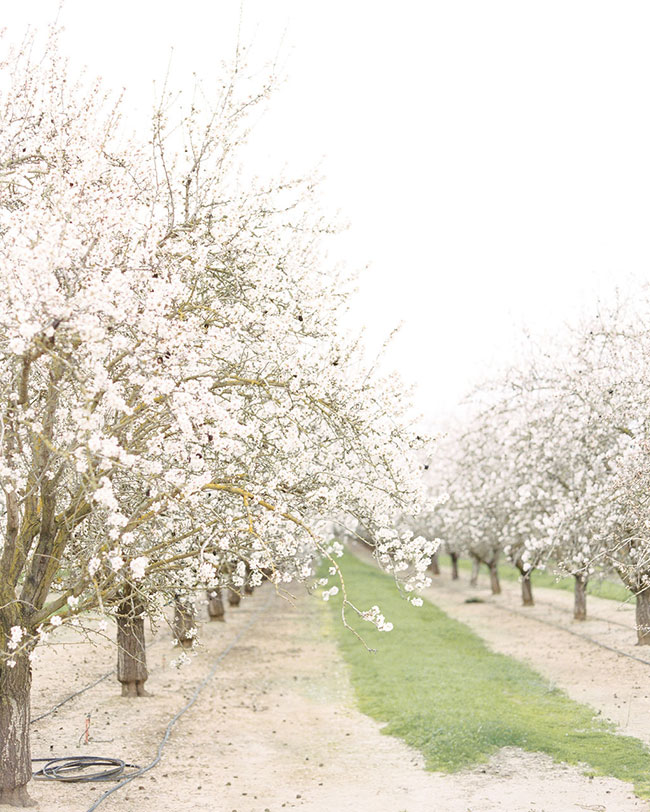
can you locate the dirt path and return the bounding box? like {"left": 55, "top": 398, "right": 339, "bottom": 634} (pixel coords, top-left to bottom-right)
{"left": 20, "top": 584, "right": 649, "bottom": 812}
{"left": 425, "top": 563, "right": 650, "bottom": 745}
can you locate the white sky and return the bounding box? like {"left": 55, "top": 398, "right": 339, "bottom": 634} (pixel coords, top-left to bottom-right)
{"left": 4, "top": 1, "right": 650, "bottom": 423}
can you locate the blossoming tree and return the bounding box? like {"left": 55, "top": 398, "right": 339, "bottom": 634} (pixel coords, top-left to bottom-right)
{"left": 0, "top": 31, "right": 430, "bottom": 806}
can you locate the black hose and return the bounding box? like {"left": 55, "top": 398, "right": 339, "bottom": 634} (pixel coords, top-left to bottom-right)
{"left": 490, "top": 601, "right": 650, "bottom": 667}
{"left": 530, "top": 595, "right": 635, "bottom": 632}
{"left": 32, "top": 631, "right": 165, "bottom": 724}
{"left": 31, "top": 671, "right": 114, "bottom": 724}
{"left": 32, "top": 756, "right": 139, "bottom": 782}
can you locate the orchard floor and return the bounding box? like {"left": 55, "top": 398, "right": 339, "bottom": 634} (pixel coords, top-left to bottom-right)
{"left": 19, "top": 583, "right": 648, "bottom": 812}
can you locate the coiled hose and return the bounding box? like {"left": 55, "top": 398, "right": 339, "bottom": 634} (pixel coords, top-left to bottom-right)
{"left": 32, "top": 756, "right": 139, "bottom": 782}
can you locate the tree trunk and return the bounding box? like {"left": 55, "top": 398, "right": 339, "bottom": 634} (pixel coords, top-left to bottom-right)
{"left": 116, "top": 592, "right": 149, "bottom": 697}
{"left": 470, "top": 555, "right": 480, "bottom": 587}
{"left": 573, "top": 574, "right": 588, "bottom": 621}
{"left": 243, "top": 563, "right": 254, "bottom": 595}
{"left": 520, "top": 569, "right": 534, "bottom": 606}
{"left": 635, "top": 587, "right": 650, "bottom": 645}
{"left": 488, "top": 560, "right": 501, "bottom": 595}
{"left": 173, "top": 598, "right": 196, "bottom": 649}
{"left": 450, "top": 552, "right": 459, "bottom": 580}
{"left": 227, "top": 588, "right": 241, "bottom": 607}
{"left": 206, "top": 589, "right": 225, "bottom": 621}
{"left": 0, "top": 652, "right": 35, "bottom": 806}
{"left": 428, "top": 551, "right": 440, "bottom": 576}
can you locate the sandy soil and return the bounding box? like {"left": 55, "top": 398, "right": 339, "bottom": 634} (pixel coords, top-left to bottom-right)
{"left": 423, "top": 563, "right": 650, "bottom": 745}
{"left": 14, "top": 581, "right": 647, "bottom": 812}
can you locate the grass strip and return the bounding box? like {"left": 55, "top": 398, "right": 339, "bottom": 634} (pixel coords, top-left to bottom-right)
{"left": 324, "top": 553, "right": 650, "bottom": 798}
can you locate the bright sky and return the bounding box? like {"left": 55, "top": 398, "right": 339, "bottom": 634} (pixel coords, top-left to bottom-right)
{"left": 4, "top": 1, "right": 650, "bottom": 423}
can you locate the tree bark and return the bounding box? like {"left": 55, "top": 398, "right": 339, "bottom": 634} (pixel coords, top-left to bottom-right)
{"left": 116, "top": 592, "right": 149, "bottom": 697}
{"left": 243, "top": 563, "right": 254, "bottom": 595}
{"left": 173, "top": 598, "right": 196, "bottom": 649}
{"left": 206, "top": 589, "right": 225, "bottom": 621}
{"left": 227, "top": 588, "right": 241, "bottom": 607}
{"left": 635, "top": 587, "right": 650, "bottom": 645}
{"left": 469, "top": 555, "right": 480, "bottom": 587}
{"left": 428, "top": 551, "right": 440, "bottom": 576}
{"left": 488, "top": 560, "right": 501, "bottom": 595}
{"left": 519, "top": 568, "right": 534, "bottom": 606}
{"left": 0, "top": 652, "right": 35, "bottom": 806}
{"left": 450, "top": 552, "right": 459, "bottom": 580}
{"left": 573, "top": 574, "right": 588, "bottom": 621}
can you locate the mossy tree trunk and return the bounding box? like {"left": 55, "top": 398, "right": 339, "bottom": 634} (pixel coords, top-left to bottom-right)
{"left": 116, "top": 590, "right": 149, "bottom": 697}
{"left": 0, "top": 649, "right": 34, "bottom": 807}
{"left": 573, "top": 573, "right": 588, "bottom": 621}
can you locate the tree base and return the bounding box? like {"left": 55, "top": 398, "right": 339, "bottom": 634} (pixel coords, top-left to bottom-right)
{"left": 469, "top": 556, "right": 480, "bottom": 587}
{"left": 450, "top": 553, "right": 459, "bottom": 580}
{"left": 489, "top": 566, "right": 501, "bottom": 595}
{"left": 120, "top": 680, "right": 151, "bottom": 697}
{"left": 206, "top": 589, "right": 225, "bottom": 622}
{"left": 0, "top": 785, "right": 36, "bottom": 807}
{"left": 173, "top": 599, "right": 197, "bottom": 648}
{"left": 574, "top": 611, "right": 587, "bottom": 621}
{"left": 209, "top": 616, "right": 226, "bottom": 622}
{"left": 635, "top": 588, "right": 650, "bottom": 644}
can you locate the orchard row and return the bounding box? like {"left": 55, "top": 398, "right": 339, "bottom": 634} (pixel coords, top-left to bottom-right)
{"left": 0, "top": 28, "right": 431, "bottom": 805}
{"left": 414, "top": 297, "right": 650, "bottom": 643}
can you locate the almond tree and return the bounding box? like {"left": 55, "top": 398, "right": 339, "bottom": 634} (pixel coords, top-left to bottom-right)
{"left": 505, "top": 352, "right": 629, "bottom": 621}
{"left": 436, "top": 428, "right": 504, "bottom": 594}
{"left": 0, "top": 30, "right": 430, "bottom": 805}
{"left": 570, "top": 303, "right": 650, "bottom": 640}
{"left": 503, "top": 307, "right": 644, "bottom": 626}
{"left": 445, "top": 404, "right": 551, "bottom": 605}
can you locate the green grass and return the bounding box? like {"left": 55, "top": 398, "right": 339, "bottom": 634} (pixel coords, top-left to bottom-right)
{"left": 451, "top": 556, "right": 632, "bottom": 603}
{"left": 324, "top": 554, "right": 650, "bottom": 798}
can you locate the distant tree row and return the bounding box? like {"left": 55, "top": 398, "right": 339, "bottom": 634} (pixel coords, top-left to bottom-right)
{"left": 417, "top": 295, "right": 650, "bottom": 643}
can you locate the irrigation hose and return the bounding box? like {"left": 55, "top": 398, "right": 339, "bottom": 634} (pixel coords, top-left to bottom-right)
{"left": 31, "top": 633, "right": 165, "bottom": 725}
{"left": 31, "top": 671, "right": 114, "bottom": 724}
{"left": 83, "top": 590, "right": 274, "bottom": 812}
{"left": 528, "top": 595, "right": 635, "bottom": 633}
{"left": 489, "top": 600, "right": 650, "bottom": 667}
{"left": 32, "top": 757, "right": 139, "bottom": 783}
